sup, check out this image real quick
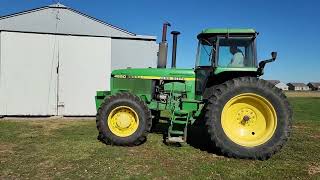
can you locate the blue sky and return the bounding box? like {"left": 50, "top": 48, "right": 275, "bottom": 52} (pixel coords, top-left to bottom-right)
{"left": 0, "top": 0, "right": 319, "bottom": 83}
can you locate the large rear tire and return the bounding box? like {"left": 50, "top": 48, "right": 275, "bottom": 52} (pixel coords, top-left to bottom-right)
{"left": 205, "top": 77, "right": 292, "bottom": 160}
{"left": 96, "top": 92, "right": 152, "bottom": 146}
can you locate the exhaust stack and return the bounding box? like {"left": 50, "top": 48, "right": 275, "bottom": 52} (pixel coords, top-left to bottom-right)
{"left": 157, "top": 22, "right": 171, "bottom": 68}
{"left": 171, "top": 31, "right": 180, "bottom": 68}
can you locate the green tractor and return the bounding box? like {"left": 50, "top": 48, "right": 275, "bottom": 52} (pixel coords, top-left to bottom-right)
{"left": 95, "top": 23, "right": 292, "bottom": 160}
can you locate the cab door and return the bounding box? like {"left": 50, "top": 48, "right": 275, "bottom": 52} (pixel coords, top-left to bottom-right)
{"left": 194, "top": 40, "right": 216, "bottom": 97}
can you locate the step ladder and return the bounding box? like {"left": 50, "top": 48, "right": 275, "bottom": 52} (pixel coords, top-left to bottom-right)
{"left": 166, "top": 109, "right": 190, "bottom": 143}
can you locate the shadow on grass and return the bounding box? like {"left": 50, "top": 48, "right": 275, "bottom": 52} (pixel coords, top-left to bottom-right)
{"left": 186, "top": 123, "right": 222, "bottom": 155}
{"left": 150, "top": 117, "right": 222, "bottom": 156}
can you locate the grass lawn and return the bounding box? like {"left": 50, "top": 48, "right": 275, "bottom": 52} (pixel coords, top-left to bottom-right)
{"left": 1, "top": 97, "right": 320, "bottom": 179}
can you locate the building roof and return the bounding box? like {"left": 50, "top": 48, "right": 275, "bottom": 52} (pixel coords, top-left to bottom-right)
{"left": 0, "top": 3, "right": 156, "bottom": 40}
{"left": 275, "top": 82, "right": 289, "bottom": 87}
{"left": 287, "top": 83, "right": 308, "bottom": 87}
{"left": 308, "top": 82, "right": 320, "bottom": 87}
{"left": 48, "top": 3, "right": 67, "bottom": 8}
{"left": 267, "top": 80, "right": 280, "bottom": 85}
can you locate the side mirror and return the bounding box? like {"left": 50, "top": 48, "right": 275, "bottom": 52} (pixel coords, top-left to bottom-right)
{"left": 271, "top": 52, "right": 277, "bottom": 60}
{"left": 258, "top": 51, "right": 278, "bottom": 75}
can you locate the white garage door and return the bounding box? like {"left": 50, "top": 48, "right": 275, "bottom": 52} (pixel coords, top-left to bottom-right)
{"left": 0, "top": 32, "right": 58, "bottom": 115}
{"left": 0, "top": 32, "right": 111, "bottom": 116}
{"left": 58, "top": 35, "right": 111, "bottom": 116}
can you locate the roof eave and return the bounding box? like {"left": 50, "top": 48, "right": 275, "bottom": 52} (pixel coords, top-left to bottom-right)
{"left": 0, "top": 3, "right": 136, "bottom": 36}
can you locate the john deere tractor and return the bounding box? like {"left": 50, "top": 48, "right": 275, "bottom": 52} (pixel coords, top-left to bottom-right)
{"left": 95, "top": 23, "right": 292, "bottom": 160}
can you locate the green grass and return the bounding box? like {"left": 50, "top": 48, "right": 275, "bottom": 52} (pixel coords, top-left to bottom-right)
{"left": 1, "top": 97, "right": 320, "bottom": 179}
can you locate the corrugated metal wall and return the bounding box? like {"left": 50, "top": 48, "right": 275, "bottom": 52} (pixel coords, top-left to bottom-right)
{"left": 0, "top": 5, "right": 158, "bottom": 116}
{"left": 111, "top": 39, "right": 158, "bottom": 69}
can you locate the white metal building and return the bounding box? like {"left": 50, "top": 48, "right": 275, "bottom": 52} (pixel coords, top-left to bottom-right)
{"left": 266, "top": 80, "right": 288, "bottom": 91}
{"left": 0, "top": 3, "right": 158, "bottom": 116}
{"left": 287, "top": 83, "right": 310, "bottom": 91}
{"left": 275, "top": 82, "right": 289, "bottom": 91}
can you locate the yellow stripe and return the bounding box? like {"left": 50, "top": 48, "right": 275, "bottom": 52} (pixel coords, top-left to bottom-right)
{"left": 114, "top": 75, "right": 195, "bottom": 81}
{"left": 184, "top": 78, "right": 196, "bottom": 81}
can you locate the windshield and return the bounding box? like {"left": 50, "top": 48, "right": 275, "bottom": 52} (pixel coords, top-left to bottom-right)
{"left": 196, "top": 40, "right": 215, "bottom": 67}
{"left": 218, "top": 37, "right": 256, "bottom": 68}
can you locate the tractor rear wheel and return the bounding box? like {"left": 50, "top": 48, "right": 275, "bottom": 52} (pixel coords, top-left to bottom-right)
{"left": 96, "top": 92, "right": 152, "bottom": 146}
{"left": 205, "top": 77, "right": 292, "bottom": 160}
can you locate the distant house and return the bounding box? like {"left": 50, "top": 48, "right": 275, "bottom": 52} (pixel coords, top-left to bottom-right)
{"left": 287, "top": 83, "right": 310, "bottom": 91}
{"left": 307, "top": 82, "right": 320, "bottom": 91}
{"left": 266, "top": 80, "right": 288, "bottom": 91}
{"left": 275, "top": 82, "right": 289, "bottom": 91}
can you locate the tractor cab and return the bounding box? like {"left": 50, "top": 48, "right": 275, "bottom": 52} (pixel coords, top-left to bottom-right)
{"left": 196, "top": 29, "right": 257, "bottom": 68}
{"left": 195, "top": 29, "right": 259, "bottom": 96}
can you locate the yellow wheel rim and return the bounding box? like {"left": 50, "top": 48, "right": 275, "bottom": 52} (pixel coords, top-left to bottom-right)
{"left": 221, "top": 93, "right": 277, "bottom": 147}
{"left": 107, "top": 106, "right": 139, "bottom": 137}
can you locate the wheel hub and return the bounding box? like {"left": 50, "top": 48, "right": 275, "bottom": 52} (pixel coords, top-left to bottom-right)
{"left": 221, "top": 93, "right": 277, "bottom": 147}
{"left": 107, "top": 106, "right": 139, "bottom": 137}
{"left": 116, "top": 113, "right": 132, "bottom": 128}
{"left": 236, "top": 108, "right": 256, "bottom": 126}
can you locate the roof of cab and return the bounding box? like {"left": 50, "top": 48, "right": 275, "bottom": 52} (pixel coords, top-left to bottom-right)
{"left": 197, "top": 28, "right": 257, "bottom": 38}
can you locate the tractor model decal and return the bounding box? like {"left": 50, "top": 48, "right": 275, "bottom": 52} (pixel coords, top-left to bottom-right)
{"left": 113, "top": 75, "right": 195, "bottom": 81}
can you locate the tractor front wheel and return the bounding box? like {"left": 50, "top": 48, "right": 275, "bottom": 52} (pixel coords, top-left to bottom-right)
{"left": 96, "top": 92, "right": 152, "bottom": 146}
{"left": 205, "top": 77, "right": 292, "bottom": 160}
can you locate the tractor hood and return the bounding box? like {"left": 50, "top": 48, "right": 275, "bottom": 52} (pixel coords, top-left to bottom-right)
{"left": 112, "top": 68, "right": 195, "bottom": 81}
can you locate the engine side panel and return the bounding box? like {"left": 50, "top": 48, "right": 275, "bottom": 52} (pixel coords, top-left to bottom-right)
{"left": 111, "top": 78, "right": 153, "bottom": 101}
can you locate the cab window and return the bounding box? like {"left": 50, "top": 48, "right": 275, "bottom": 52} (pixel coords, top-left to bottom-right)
{"left": 196, "top": 40, "right": 215, "bottom": 67}
{"left": 218, "top": 37, "right": 256, "bottom": 68}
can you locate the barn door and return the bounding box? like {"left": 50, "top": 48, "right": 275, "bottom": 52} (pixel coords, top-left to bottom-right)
{"left": 57, "top": 35, "right": 111, "bottom": 116}
{"left": 0, "top": 32, "right": 58, "bottom": 115}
